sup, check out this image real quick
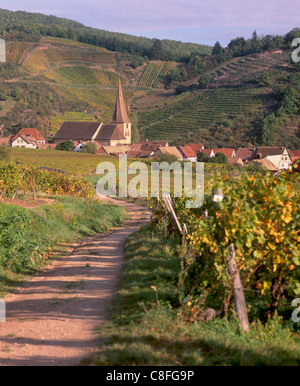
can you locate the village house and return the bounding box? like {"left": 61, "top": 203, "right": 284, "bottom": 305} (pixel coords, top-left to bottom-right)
{"left": 177, "top": 145, "right": 197, "bottom": 162}
{"left": 155, "top": 146, "right": 183, "bottom": 160}
{"left": 11, "top": 135, "right": 37, "bottom": 149}
{"left": 53, "top": 81, "right": 131, "bottom": 149}
{"left": 235, "top": 148, "right": 256, "bottom": 162}
{"left": 11, "top": 128, "right": 46, "bottom": 149}
{"left": 212, "top": 148, "right": 236, "bottom": 159}
{"left": 252, "top": 147, "right": 292, "bottom": 170}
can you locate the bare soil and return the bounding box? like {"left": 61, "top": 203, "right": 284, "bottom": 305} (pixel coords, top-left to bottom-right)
{"left": 0, "top": 197, "right": 150, "bottom": 366}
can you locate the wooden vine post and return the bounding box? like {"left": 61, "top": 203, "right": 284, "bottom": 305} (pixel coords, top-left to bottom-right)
{"left": 161, "top": 194, "right": 184, "bottom": 237}
{"left": 228, "top": 243, "right": 249, "bottom": 333}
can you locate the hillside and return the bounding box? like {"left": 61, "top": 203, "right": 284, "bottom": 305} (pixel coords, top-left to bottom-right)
{"left": 0, "top": 9, "right": 299, "bottom": 148}
{"left": 135, "top": 50, "right": 300, "bottom": 148}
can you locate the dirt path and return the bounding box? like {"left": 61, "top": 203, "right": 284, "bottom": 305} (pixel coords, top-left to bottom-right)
{"left": 0, "top": 197, "right": 150, "bottom": 366}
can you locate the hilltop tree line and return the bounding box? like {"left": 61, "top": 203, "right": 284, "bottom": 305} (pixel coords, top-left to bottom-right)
{"left": 0, "top": 9, "right": 211, "bottom": 62}
{"left": 185, "top": 29, "right": 300, "bottom": 78}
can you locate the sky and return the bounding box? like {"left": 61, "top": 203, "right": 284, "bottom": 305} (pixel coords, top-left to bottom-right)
{"left": 0, "top": 0, "right": 299, "bottom": 46}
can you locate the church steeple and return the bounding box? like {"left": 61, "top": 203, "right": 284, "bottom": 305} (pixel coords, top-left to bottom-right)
{"left": 111, "top": 80, "right": 131, "bottom": 124}
{"left": 111, "top": 80, "right": 131, "bottom": 144}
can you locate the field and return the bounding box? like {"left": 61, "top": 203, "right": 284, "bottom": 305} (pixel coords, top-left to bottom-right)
{"left": 24, "top": 42, "right": 115, "bottom": 74}
{"left": 139, "top": 61, "right": 176, "bottom": 88}
{"left": 10, "top": 148, "right": 115, "bottom": 176}
{"left": 5, "top": 41, "right": 35, "bottom": 64}
{"left": 138, "top": 87, "right": 266, "bottom": 141}
{"left": 51, "top": 66, "right": 127, "bottom": 86}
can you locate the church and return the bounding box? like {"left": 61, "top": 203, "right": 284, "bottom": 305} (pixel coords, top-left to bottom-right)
{"left": 53, "top": 81, "right": 131, "bottom": 147}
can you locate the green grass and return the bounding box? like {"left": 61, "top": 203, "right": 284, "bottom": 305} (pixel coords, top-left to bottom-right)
{"left": 0, "top": 195, "right": 126, "bottom": 296}
{"left": 93, "top": 223, "right": 300, "bottom": 366}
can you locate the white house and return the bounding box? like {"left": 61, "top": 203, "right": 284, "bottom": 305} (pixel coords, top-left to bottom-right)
{"left": 11, "top": 135, "right": 37, "bottom": 149}
{"left": 254, "top": 147, "right": 292, "bottom": 170}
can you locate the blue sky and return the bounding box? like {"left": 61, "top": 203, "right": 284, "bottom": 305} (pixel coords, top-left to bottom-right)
{"left": 0, "top": 0, "right": 298, "bottom": 46}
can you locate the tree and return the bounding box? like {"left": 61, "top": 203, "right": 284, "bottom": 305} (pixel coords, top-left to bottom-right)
{"left": 196, "top": 151, "right": 209, "bottom": 162}
{"left": 258, "top": 71, "right": 274, "bottom": 87}
{"left": 81, "top": 141, "right": 97, "bottom": 154}
{"left": 213, "top": 152, "right": 228, "bottom": 164}
{"left": 150, "top": 39, "right": 164, "bottom": 60}
{"left": 212, "top": 41, "right": 222, "bottom": 55}
{"left": 198, "top": 73, "right": 212, "bottom": 88}
{"left": 252, "top": 30, "right": 258, "bottom": 43}
{"left": 55, "top": 140, "right": 74, "bottom": 152}
{"left": 261, "top": 113, "right": 278, "bottom": 146}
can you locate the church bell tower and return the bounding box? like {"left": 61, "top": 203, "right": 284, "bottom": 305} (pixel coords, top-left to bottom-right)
{"left": 110, "top": 80, "right": 131, "bottom": 144}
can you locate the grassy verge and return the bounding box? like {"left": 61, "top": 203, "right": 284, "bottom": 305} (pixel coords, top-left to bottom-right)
{"left": 0, "top": 196, "right": 126, "bottom": 296}
{"left": 93, "top": 223, "right": 300, "bottom": 366}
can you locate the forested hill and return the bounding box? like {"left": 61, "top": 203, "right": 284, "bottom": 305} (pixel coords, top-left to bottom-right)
{"left": 0, "top": 8, "right": 212, "bottom": 61}
{"left": 0, "top": 8, "right": 299, "bottom": 149}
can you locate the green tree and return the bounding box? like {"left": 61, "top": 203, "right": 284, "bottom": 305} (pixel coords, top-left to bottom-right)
{"left": 212, "top": 41, "right": 222, "bottom": 55}
{"left": 81, "top": 141, "right": 97, "bottom": 154}
{"left": 196, "top": 151, "right": 209, "bottom": 162}
{"left": 198, "top": 73, "right": 212, "bottom": 88}
{"left": 55, "top": 140, "right": 74, "bottom": 152}
{"left": 150, "top": 39, "right": 164, "bottom": 60}
{"left": 261, "top": 113, "right": 278, "bottom": 146}
{"left": 213, "top": 152, "right": 228, "bottom": 164}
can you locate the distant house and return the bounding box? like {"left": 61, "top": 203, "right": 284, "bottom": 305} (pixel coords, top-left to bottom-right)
{"left": 177, "top": 146, "right": 197, "bottom": 162}
{"left": 96, "top": 145, "right": 131, "bottom": 156}
{"left": 11, "top": 128, "right": 46, "bottom": 146}
{"left": 53, "top": 81, "right": 131, "bottom": 147}
{"left": 0, "top": 135, "right": 13, "bottom": 146}
{"left": 155, "top": 146, "right": 183, "bottom": 160}
{"left": 252, "top": 158, "right": 278, "bottom": 171}
{"left": 11, "top": 135, "right": 37, "bottom": 149}
{"left": 235, "top": 148, "right": 256, "bottom": 162}
{"left": 184, "top": 143, "right": 205, "bottom": 155}
{"left": 199, "top": 149, "right": 215, "bottom": 158}
{"left": 253, "top": 147, "right": 292, "bottom": 170}
{"left": 290, "top": 150, "right": 300, "bottom": 163}
{"left": 212, "top": 148, "right": 236, "bottom": 159}
{"left": 135, "top": 140, "right": 169, "bottom": 147}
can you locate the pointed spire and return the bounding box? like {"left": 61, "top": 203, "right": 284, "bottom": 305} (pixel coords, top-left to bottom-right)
{"left": 111, "top": 80, "right": 131, "bottom": 124}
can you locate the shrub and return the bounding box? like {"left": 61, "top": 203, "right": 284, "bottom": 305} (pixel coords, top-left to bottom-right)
{"left": 55, "top": 140, "right": 74, "bottom": 152}
{"left": 81, "top": 141, "right": 97, "bottom": 154}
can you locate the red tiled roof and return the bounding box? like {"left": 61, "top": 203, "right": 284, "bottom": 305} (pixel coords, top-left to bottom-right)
{"left": 291, "top": 150, "right": 300, "bottom": 158}
{"left": 235, "top": 148, "right": 256, "bottom": 161}
{"left": 212, "top": 148, "right": 236, "bottom": 158}
{"left": 178, "top": 146, "right": 197, "bottom": 158}
{"left": 201, "top": 149, "right": 214, "bottom": 156}
{"left": 185, "top": 143, "right": 204, "bottom": 153}
{"left": 12, "top": 128, "right": 45, "bottom": 142}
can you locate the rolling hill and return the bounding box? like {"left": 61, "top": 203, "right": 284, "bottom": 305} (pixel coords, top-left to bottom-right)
{"left": 0, "top": 8, "right": 299, "bottom": 149}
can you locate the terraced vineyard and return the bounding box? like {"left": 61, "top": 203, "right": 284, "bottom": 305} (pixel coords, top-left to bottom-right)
{"left": 51, "top": 66, "right": 127, "bottom": 86}
{"left": 138, "top": 87, "right": 266, "bottom": 141}
{"left": 5, "top": 41, "right": 35, "bottom": 64}
{"left": 24, "top": 43, "right": 115, "bottom": 74}
{"left": 139, "top": 61, "right": 176, "bottom": 88}
{"left": 210, "top": 51, "right": 292, "bottom": 87}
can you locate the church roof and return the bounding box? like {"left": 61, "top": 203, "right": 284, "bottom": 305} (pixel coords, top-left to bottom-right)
{"left": 111, "top": 81, "right": 131, "bottom": 124}
{"left": 95, "top": 124, "right": 126, "bottom": 141}
{"left": 53, "top": 122, "right": 101, "bottom": 141}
